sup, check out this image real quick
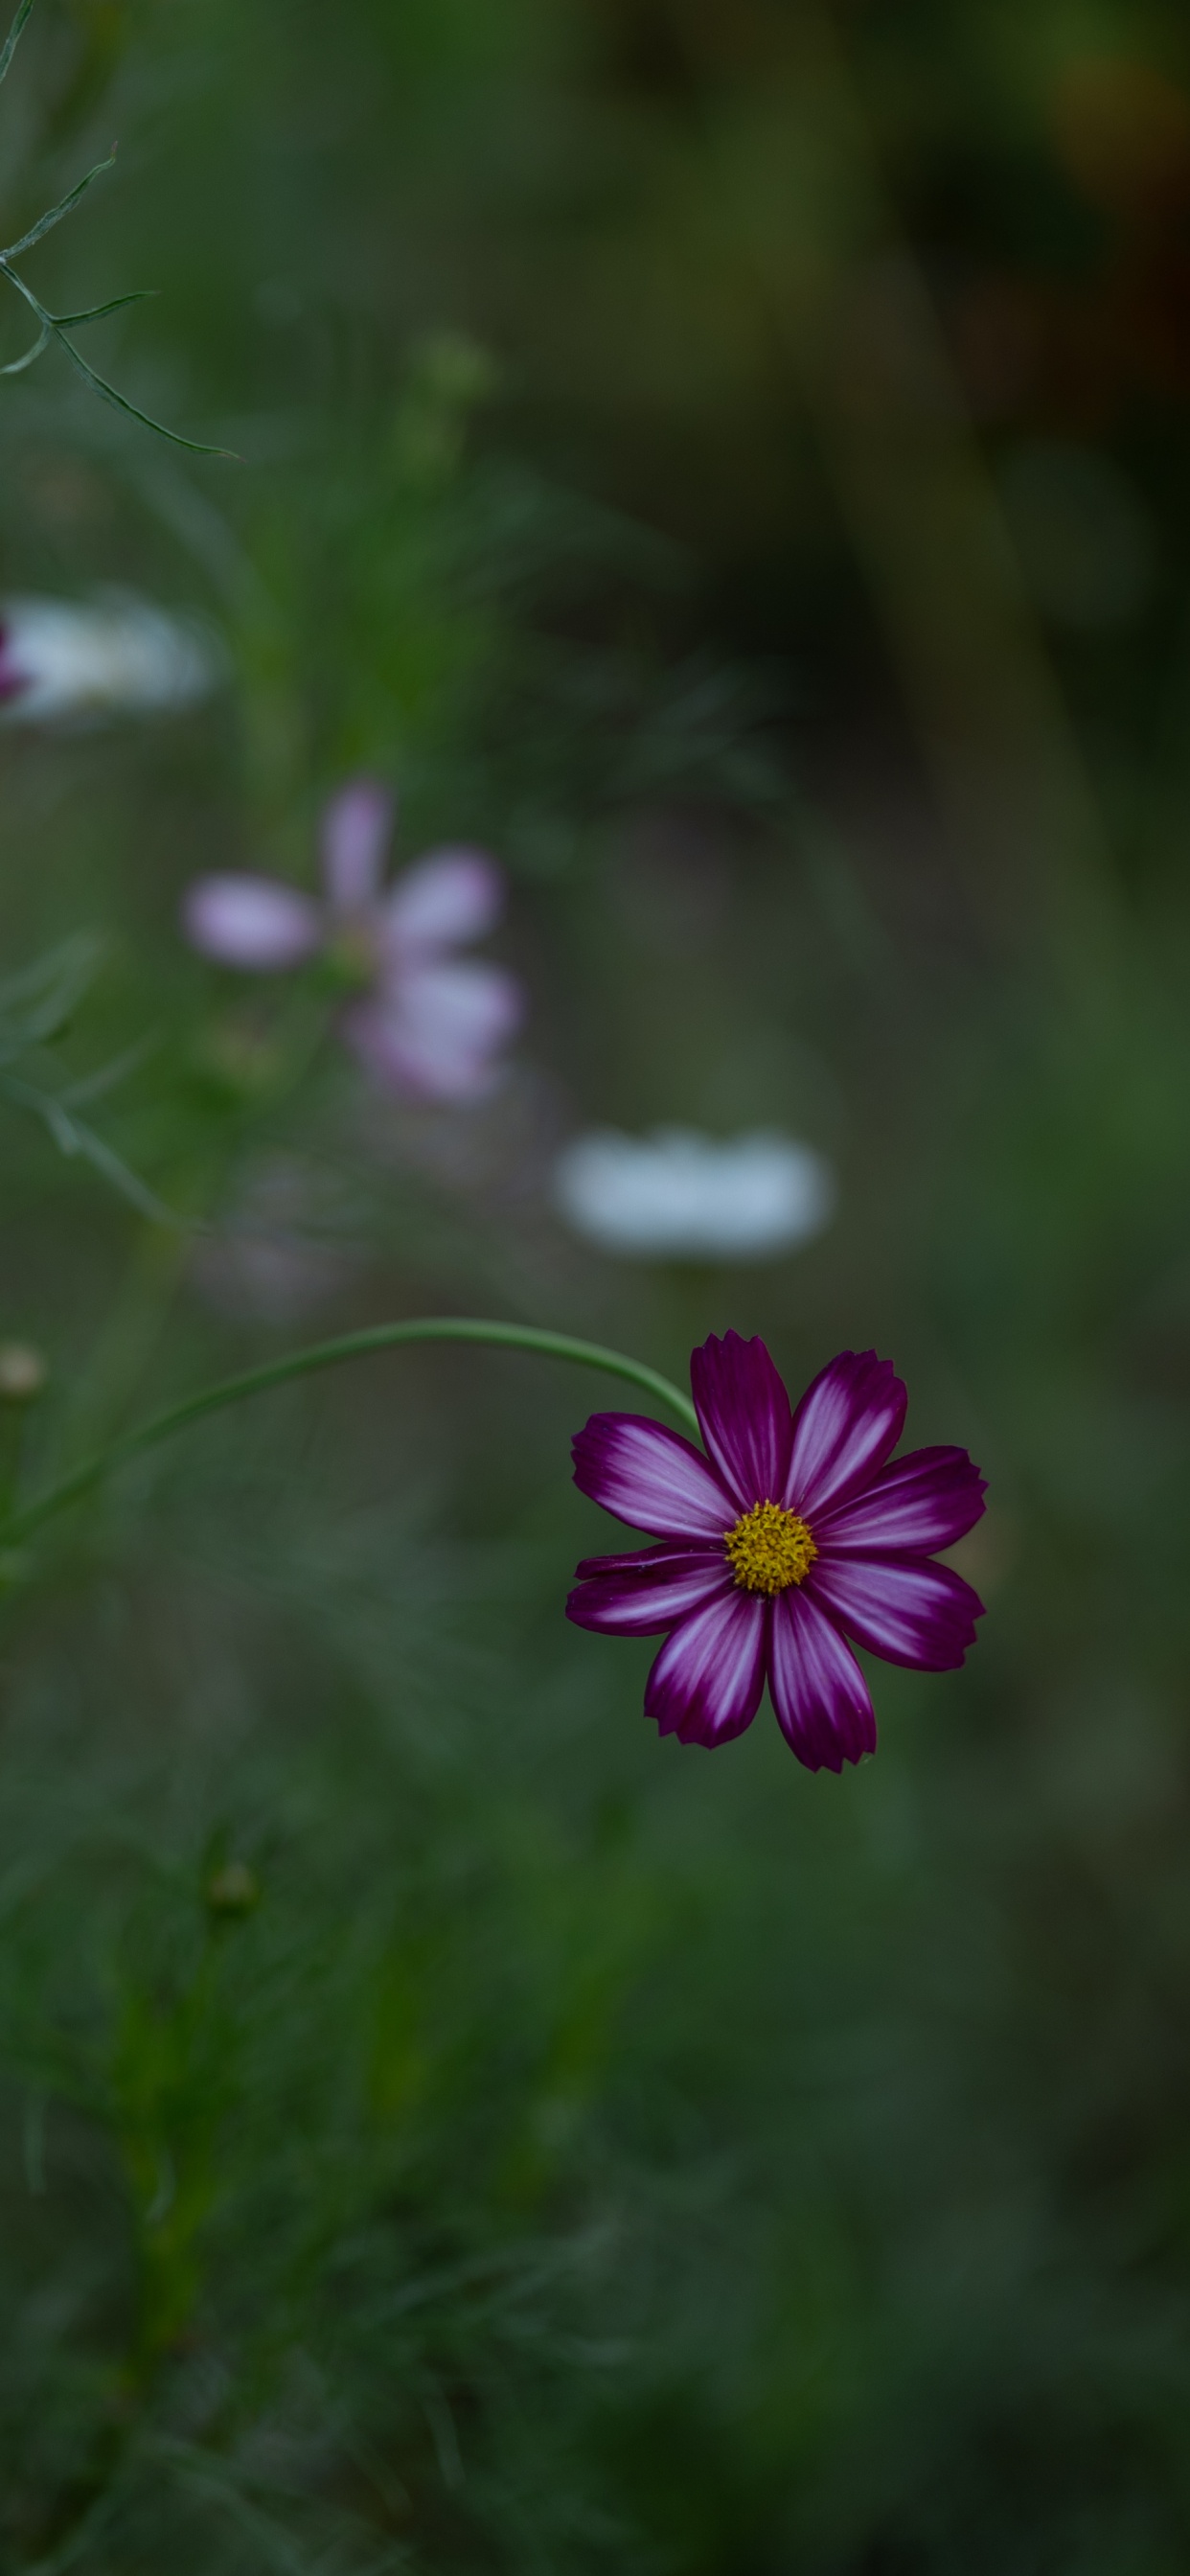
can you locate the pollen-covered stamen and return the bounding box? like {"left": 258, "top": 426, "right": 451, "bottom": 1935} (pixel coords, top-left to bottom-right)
{"left": 724, "top": 1499, "right": 816, "bottom": 1595}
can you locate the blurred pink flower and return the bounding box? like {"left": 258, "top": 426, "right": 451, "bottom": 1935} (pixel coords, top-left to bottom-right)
{"left": 182, "top": 781, "right": 523, "bottom": 1102}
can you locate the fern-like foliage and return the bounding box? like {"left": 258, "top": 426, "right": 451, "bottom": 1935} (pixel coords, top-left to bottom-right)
{"left": 0, "top": 0, "right": 229, "bottom": 454}
{"left": 0, "top": 936, "right": 182, "bottom": 1224}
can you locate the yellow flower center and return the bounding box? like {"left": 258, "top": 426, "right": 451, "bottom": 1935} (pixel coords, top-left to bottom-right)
{"left": 723, "top": 1499, "right": 817, "bottom": 1596}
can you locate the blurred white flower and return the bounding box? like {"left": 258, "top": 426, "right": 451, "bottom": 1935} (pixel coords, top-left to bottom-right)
{"left": 0, "top": 592, "right": 217, "bottom": 723}
{"left": 552, "top": 1126, "right": 835, "bottom": 1260}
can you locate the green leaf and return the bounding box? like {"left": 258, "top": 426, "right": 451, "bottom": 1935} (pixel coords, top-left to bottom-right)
{"left": 52, "top": 288, "right": 156, "bottom": 329}
{"left": 0, "top": 254, "right": 52, "bottom": 328}
{"left": 0, "top": 934, "right": 108, "bottom": 1060}
{"left": 0, "top": 315, "right": 47, "bottom": 374}
{"left": 0, "top": 1073, "right": 187, "bottom": 1228}
{"left": 0, "top": 242, "right": 233, "bottom": 460}
{"left": 52, "top": 1110, "right": 186, "bottom": 1228}
{"left": 1, "top": 151, "right": 116, "bottom": 261}
{"left": 0, "top": 932, "right": 107, "bottom": 1019}
{"left": 55, "top": 328, "right": 238, "bottom": 459}
{"left": 0, "top": 0, "right": 35, "bottom": 92}
{"left": 58, "top": 1033, "right": 156, "bottom": 1110}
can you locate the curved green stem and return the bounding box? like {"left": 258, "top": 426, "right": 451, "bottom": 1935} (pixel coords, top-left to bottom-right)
{"left": 0, "top": 1318, "right": 698, "bottom": 1550}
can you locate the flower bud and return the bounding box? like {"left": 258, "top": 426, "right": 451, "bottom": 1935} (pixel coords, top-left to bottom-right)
{"left": 205, "top": 1860, "right": 260, "bottom": 1918}
{"left": 0, "top": 1343, "right": 47, "bottom": 1401}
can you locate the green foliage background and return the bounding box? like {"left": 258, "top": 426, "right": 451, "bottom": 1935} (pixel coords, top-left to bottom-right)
{"left": 2, "top": 0, "right": 1190, "bottom": 2565}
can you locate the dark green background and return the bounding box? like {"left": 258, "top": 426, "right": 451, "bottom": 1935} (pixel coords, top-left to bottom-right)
{"left": 1, "top": 1, "right": 1189, "bottom": 2564}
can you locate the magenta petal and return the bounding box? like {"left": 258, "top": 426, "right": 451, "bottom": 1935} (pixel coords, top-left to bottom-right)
{"left": 644, "top": 1587, "right": 767, "bottom": 1745}
{"left": 382, "top": 847, "right": 504, "bottom": 956}
{"left": 808, "top": 1552, "right": 984, "bottom": 1671}
{"left": 182, "top": 875, "right": 323, "bottom": 971}
{"left": 813, "top": 1444, "right": 986, "bottom": 1554}
{"left": 785, "top": 1349, "right": 907, "bottom": 1518}
{"left": 322, "top": 777, "right": 393, "bottom": 911}
{"left": 573, "top": 1544, "right": 723, "bottom": 1580}
{"left": 767, "top": 1588, "right": 876, "bottom": 1772}
{"left": 572, "top": 1413, "right": 735, "bottom": 1541}
{"left": 567, "top": 1543, "right": 730, "bottom": 1636}
{"left": 689, "top": 1330, "right": 794, "bottom": 1510}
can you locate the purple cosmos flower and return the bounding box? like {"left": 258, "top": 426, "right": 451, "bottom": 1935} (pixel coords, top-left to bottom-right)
{"left": 566, "top": 1331, "right": 985, "bottom": 1771}
{"left": 182, "top": 780, "right": 523, "bottom": 1103}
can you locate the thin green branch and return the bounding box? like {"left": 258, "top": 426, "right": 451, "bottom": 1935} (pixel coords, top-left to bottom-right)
{"left": 58, "top": 1032, "right": 156, "bottom": 1110}
{"left": 0, "top": 8, "right": 234, "bottom": 458}
{"left": 0, "top": 1072, "right": 188, "bottom": 1229}
{"left": 53, "top": 321, "right": 236, "bottom": 456}
{"left": 0, "top": 313, "right": 45, "bottom": 372}
{"left": 0, "top": 945, "right": 107, "bottom": 1060}
{"left": 0, "top": 932, "right": 106, "bottom": 1016}
{"left": 0, "top": 0, "right": 35, "bottom": 91}
{"left": 1, "top": 150, "right": 116, "bottom": 259}
{"left": 53, "top": 288, "right": 155, "bottom": 329}
{"left": 0, "top": 256, "right": 234, "bottom": 455}
{"left": 0, "top": 1320, "right": 700, "bottom": 1549}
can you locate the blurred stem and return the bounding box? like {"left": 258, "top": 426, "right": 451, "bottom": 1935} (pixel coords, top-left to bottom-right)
{"left": 0, "top": 1319, "right": 698, "bottom": 1548}
{"left": 0, "top": 1407, "right": 23, "bottom": 1521}
{"left": 719, "top": 10, "right": 1117, "bottom": 997}
{"left": 53, "top": 1224, "right": 193, "bottom": 1468}
{"left": 53, "top": 994, "right": 339, "bottom": 1471}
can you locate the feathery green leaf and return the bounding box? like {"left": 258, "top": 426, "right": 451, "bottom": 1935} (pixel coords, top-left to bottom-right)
{"left": 0, "top": 0, "right": 34, "bottom": 91}
{"left": 0, "top": 150, "right": 116, "bottom": 261}
{"left": 0, "top": 314, "right": 46, "bottom": 372}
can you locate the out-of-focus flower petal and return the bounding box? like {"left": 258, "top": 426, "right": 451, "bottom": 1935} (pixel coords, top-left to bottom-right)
{"left": 348, "top": 961, "right": 521, "bottom": 1101}
{"left": 808, "top": 1553, "right": 984, "bottom": 1671}
{"left": 551, "top": 1127, "right": 835, "bottom": 1261}
{"left": 0, "top": 628, "right": 28, "bottom": 702}
{"left": 321, "top": 777, "right": 394, "bottom": 913}
{"left": 566, "top": 1542, "right": 729, "bottom": 1636}
{"left": 767, "top": 1588, "right": 876, "bottom": 1771}
{"left": 0, "top": 595, "right": 217, "bottom": 723}
{"left": 786, "top": 1350, "right": 907, "bottom": 1520}
{"left": 813, "top": 1446, "right": 987, "bottom": 1554}
{"left": 572, "top": 1413, "right": 734, "bottom": 1541}
{"left": 382, "top": 847, "right": 505, "bottom": 956}
{"left": 183, "top": 876, "right": 324, "bottom": 972}
{"left": 690, "top": 1330, "right": 794, "bottom": 1511}
{"left": 644, "top": 1586, "right": 767, "bottom": 1745}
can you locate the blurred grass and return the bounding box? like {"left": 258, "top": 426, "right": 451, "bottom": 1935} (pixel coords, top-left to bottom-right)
{"left": 2, "top": 0, "right": 1190, "bottom": 2567}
